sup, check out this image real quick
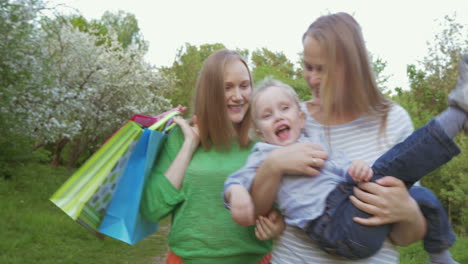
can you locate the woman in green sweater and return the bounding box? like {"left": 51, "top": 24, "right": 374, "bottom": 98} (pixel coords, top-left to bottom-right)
{"left": 142, "top": 49, "right": 285, "bottom": 264}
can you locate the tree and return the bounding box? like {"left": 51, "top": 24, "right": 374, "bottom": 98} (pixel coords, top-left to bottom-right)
{"left": 392, "top": 15, "right": 468, "bottom": 234}
{"left": 250, "top": 48, "right": 310, "bottom": 100}
{"left": 0, "top": 0, "right": 48, "bottom": 177}
{"left": 2, "top": 3, "right": 171, "bottom": 168}
{"left": 99, "top": 10, "right": 143, "bottom": 49}
{"left": 66, "top": 10, "right": 143, "bottom": 50}
{"left": 34, "top": 22, "right": 171, "bottom": 166}
{"left": 161, "top": 43, "right": 225, "bottom": 110}
{"left": 369, "top": 54, "right": 391, "bottom": 93}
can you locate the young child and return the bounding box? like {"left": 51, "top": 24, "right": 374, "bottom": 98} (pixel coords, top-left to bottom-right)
{"left": 224, "top": 55, "right": 467, "bottom": 262}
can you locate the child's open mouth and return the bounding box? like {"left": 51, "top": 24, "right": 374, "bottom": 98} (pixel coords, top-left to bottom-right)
{"left": 275, "top": 124, "right": 290, "bottom": 141}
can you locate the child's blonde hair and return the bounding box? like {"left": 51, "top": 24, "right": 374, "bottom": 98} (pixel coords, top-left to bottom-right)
{"left": 251, "top": 78, "right": 302, "bottom": 127}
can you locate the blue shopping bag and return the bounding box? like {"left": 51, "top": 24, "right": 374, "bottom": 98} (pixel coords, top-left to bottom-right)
{"left": 98, "top": 113, "right": 177, "bottom": 245}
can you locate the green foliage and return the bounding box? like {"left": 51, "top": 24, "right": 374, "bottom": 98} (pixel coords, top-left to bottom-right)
{"left": 161, "top": 43, "right": 226, "bottom": 111}
{"left": 1, "top": 162, "right": 466, "bottom": 263}
{"left": 1, "top": 1, "right": 171, "bottom": 168}
{"left": 420, "top": 136, "right": 468, "bottom": 235}
{"left": 0, "top": 163, "right": 170, "bottom": 263}
{"left": 100, "top": 10, "right": 143, "bottom": 49}
{"left": 370, "top": 54, "right": 391, "bottom": 92}
{"left": 0, "top": 0, "right": 49, "bottom": 177}
{"left": 398, "top": 239, "right": 468, "bottom": 264}
{"left": 250, "top": 48, "right": 310, "bottom": 101}
{"left": 66, "top": 10, "right": 144, "bottom": 49}
{"left": 0, "top": 115, "right": 50, "bottom": 179}
{"left": 393, "top": 16, "right": 468, "bottom": 233}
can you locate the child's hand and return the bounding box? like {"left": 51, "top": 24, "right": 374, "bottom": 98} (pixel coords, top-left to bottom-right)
{"left": 255, "top": 209, "right": 285, "bottom": 240}
{"left": 348, "top": 160, "right": 373, "bottom": 182}
{"left": 229, "top": 185, "right": 255, "bottom": 226}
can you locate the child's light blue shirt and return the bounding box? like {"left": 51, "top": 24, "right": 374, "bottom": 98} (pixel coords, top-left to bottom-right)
{"left": 224, "top": 134, "right": 352, "bottom": 229}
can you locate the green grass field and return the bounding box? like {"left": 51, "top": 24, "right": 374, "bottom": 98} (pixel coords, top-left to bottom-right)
{"left": 0, "top": 163, "right": 169, "bottom": 264}
{"left": 1, "top": 163, "right": 466, "bottom": 263}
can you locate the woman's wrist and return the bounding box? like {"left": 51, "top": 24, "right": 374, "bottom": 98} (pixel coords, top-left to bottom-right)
{"left": 402, "top": 196, "right": 421, "bottom": 221}
{"left": 390, "top": 195, "right": 426, "bottom": 245}
{"left": 182, "top": 139, "right": 198, "bottom": 154}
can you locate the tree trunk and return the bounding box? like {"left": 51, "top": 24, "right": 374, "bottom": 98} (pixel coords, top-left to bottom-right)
{"left": 50, "top": 138, "right": 69, "bottom": 167}
{"left": 33, "top": 142, "right": 46, "bottom": 151}
{"left": 67, "top": 136, "right": 89, "bottom": 172}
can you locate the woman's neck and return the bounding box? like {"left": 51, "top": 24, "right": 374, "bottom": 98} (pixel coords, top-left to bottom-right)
{"left": 231, "top": 122, "right": 242, "bottom": 136}
{"left": 306, "top": 101, "right": 360, "bottom": 126}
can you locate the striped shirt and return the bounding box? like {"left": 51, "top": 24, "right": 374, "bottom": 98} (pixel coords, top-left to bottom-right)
{"left": 271, "top": 102, "right": 414, "bottom": 264}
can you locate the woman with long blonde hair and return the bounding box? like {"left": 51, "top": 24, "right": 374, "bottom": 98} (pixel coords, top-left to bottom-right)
{"left": 251, "top": 12, "right": 459, "bottom": 264}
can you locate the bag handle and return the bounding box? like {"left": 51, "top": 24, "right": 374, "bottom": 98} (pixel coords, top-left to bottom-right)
{"left": 161, "top": 119, "right": 176, "bottom": 132}
{"left": 148, "top": 110, "right": 180, "bottom": 132}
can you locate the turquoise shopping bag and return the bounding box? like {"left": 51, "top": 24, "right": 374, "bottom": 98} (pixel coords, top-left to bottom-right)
{"left": 98, "top": 112, "right": 178, "bottom": 245}
{"left": 50, "top": 109, "right": 181, "bottom": 236}
{"left": 50, "top": 121, "right": 143, "bottom": 232}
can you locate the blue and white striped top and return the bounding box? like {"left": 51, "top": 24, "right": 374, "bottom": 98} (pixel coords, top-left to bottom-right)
{"left": 271, "top": 102, "right": 414, "bottom": 264}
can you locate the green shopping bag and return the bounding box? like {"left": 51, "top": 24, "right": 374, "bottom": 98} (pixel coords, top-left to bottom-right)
{"left": 50, "top": 110, "right": 180, "bottom": 235}
{"left": 77, "top": 111, "right": 179, "bottom": 233}
{"left": 50, "top": 121, "right": 142, "bottom": 231}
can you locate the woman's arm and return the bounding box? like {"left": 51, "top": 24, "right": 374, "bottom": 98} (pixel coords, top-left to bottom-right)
{"left": 250, "top": 142, "right": 328, "bottom": 216}
{"left": 349, "top": 176, "right": 426, "bottom": 245}
{"left": 348, "top": 105, "right": 425, "bottom": 245}
{"left": 141, "top": 116, "right": 199, "bottom": 221}
{"left": 164, "top": 116, "right": 199, "bottom": 189}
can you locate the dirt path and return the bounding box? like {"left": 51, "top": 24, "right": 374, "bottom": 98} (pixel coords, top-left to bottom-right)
{"left": 148, "top": 223, "right": 170, "bottom": 263}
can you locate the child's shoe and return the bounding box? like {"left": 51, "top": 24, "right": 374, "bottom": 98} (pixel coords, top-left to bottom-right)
{"left": 448, "top": 54, "right": 468, "bottom": 111}
{"left": 429, "top": 250, "right": 459, "bottom": 264}
{"left": 448, "top": 54, "right": 468, "bottom": 132}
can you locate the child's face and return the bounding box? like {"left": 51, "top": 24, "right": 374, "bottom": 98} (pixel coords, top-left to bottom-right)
{"left": 254, "top": 86, "right": 305, "bottom": 146}
{"left": 224, "top": 59, "right": 252, "bottom": 125}
{"left": 303, "top": 36, "right": 325, "bottom": 104}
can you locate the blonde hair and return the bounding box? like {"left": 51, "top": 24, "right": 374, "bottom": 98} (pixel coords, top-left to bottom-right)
{"left": 303, "top": 12, "right": 392, "bottom": 134}
{"left": 251, "top": 78, "right": 301, "bottom": 127}
{"left": 192, "top": 49, "right": 253, "bottom": 150}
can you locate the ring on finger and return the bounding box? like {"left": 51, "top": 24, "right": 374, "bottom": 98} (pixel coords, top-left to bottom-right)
{"left": 311, "top": 158, "right": 317, "bottom": 167}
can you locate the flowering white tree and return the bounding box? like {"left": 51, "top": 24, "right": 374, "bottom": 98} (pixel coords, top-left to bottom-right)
{"left": 0, "top": 0, "right": 48, "bottom": 175}
{"left": 3, "top": 3, "right": 173, "bottom": 166}
{"left": 33, "top": 24, "right": 171, "bottom": 138}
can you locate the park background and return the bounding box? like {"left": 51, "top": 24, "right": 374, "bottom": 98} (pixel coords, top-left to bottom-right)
{"left": 1, "top": 0, "right": 467, "bottom": 263}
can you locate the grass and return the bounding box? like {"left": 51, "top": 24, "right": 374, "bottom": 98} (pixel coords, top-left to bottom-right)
{"left": 398, "top": 239, "right": 468, "bottom": 264}
{"left": 1, "top": 163, "right": 466, "bottom": 264}
{"left": 0, "top": 163, "right": 169, "bottom": 264}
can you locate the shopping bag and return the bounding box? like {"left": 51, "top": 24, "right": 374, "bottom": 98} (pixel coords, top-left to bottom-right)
{"left": 50, "top": 121, "right": 142, "bottom": 222}
{"left": 98, "top": 111, "right": 179, "bottom": 245}
{"left": 130, "top": 105, "right": 183, "bottom": 128}
{"left": 99, "top": 106, "right": 182, "bottom": 147}
{"left": 76, "top": 135, "right": 140, "bottom": 234}
{"left": 50, "top": 108, "right": 180, "bottom": 236}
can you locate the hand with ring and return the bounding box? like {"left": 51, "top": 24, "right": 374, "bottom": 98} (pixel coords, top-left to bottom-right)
{"left": 311, "top": 158, "right": 318, "bottom": 167}
{"left": 268, "top": 142, "right": 327, "bottom": 176}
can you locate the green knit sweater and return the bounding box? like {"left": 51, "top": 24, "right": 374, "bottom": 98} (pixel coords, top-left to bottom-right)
{"left": 141, "top": 127, "right": 272, "bottom": 264}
